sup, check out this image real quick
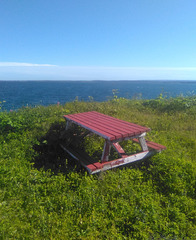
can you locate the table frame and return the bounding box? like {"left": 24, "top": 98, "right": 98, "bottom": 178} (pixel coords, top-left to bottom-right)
{"left": 61, "top": 111, "right": 166, "bottom": 174}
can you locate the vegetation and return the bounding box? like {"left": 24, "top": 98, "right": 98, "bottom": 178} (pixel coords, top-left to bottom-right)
{"left": 0, "top": 95, "right": 196, "bottom": 239}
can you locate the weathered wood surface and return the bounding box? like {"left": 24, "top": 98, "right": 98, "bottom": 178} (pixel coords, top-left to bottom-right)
{"left": 61, "top": 143, "right": 154, "bottom": 174}
{"left": 132, "top": 138, "right": 166, "bottom": 152}
{"left": 62, "top": 111, "right": 166, "bottom": 174}
{"left": 64, "top": 111, "right": 150, "bottom": 141}
{"left": 112, "top": 142, "right": 128, "bottom": 157}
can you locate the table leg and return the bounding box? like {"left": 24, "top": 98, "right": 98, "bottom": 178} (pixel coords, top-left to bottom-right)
{"left": 101, "top": 140, "right": 111, "bottom": 162}
{"left": 65, "top": 120, "right": 72, "bottom": 131}
{"left": 138, "top": 136, "right": 148, "bottom": 151}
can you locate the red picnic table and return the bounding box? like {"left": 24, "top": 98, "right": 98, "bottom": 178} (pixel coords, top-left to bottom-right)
{"left": 62, "top": 111, "right": 166, "bottom": 174}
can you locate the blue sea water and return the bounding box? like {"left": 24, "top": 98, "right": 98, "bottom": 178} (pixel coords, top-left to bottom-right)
{"left": 0, "top": 80, "right": 196, "bottom": 111}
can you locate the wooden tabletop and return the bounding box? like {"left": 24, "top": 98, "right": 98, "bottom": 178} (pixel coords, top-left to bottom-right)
{"left": 64, "top": 111, "right": 150, "bottom": 141}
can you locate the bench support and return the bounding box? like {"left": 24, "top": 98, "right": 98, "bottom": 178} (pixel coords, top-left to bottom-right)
{"left": 138, "top": 136, "right": 148, "bottom": 151}
{"left": 61, "top": 112, "right": 166, "bottom": 174}
{"left": 65, "top": 120, "right": 72, "bottom": 131}
{"left": 112, "top": 142, "right": 128, "bottom": 158}
{"left": 101, "top": 140, "right": 111, "bottom": 162}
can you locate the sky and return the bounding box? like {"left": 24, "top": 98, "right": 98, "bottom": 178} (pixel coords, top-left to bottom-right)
{"left": 0, "top": 0, "right": 196, "bottom": 80}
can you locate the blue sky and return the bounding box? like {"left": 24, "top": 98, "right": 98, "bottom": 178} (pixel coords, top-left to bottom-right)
{"left": 0, "top": 0, "right": 196, "bottom": 80}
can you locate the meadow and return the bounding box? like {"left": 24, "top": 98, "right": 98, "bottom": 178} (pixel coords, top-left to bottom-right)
{"left": 0, "top": 94, "right": 196, "bottom": 239}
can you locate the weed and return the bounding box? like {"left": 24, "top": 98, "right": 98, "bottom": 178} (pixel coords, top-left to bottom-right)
{"left": 0, "top": 95, "right": 196, "bottom": 239}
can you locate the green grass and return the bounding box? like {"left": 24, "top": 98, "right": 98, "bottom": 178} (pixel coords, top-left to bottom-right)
{"left": 0, "top": 96, "right": 196, "bottom": 239}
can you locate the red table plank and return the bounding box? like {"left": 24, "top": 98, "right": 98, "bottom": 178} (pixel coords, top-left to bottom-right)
{"left": 83, "top": 111, "right": 149, "bottom": 136}
{"left": 64, "top": 111, "right": 150, "bottom": 141}
{"left": 65, "top": 114, "right": 117, "bottom": 140}
{"left": 68, "top": 114, "right": 129, "bottom": 138}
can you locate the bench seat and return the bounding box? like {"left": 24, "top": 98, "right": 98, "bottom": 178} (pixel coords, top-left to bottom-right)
{"left": 132, "top": 138, "right": 166, "bottom": 152}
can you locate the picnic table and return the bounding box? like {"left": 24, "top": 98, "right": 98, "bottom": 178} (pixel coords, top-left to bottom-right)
{"left": 61, "top": 111, "right": 166, "bottom": 174}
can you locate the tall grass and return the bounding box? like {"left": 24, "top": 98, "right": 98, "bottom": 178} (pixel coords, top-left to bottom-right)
{"left": 0, "top": 96, "right": 196, "bottom": 239}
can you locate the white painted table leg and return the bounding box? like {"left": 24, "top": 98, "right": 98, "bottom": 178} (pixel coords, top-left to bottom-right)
{"left": 139, "top": 136, "right": 148, "bottom": 151}
{"left": 101, "top": 140, "right": 111, "bottom": 162}
{"left": 65, "top": 120, "right": 72, "bottom": 131}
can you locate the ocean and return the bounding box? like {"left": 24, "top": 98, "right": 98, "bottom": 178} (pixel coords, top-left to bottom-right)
{"left": 0, "top": 80, "right": 196, "bottom": 111}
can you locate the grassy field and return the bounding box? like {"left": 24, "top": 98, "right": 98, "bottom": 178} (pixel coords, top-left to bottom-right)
{"left": 0, "top": 95, "right": 196, "bottom": 239}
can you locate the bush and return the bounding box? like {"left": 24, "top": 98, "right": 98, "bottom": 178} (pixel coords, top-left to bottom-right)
{"left": 0, "top": 97, "right": 196, "bottom": 239}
